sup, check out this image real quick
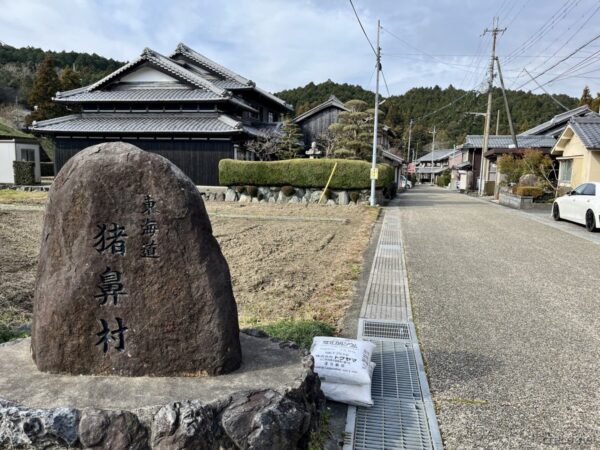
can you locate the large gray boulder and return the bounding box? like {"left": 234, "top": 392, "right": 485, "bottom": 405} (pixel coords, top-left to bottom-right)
{"left": 32, "top": 142, "right": 241, "bottom": 376}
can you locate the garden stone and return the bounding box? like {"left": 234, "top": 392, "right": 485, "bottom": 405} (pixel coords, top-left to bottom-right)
{"left": 258, "top": 187, "right": 270, "bottom": 197}
{"left": 289, "top": 196, "right": 300, "bottom": 204}
{"left": 519, "top": 173, "right": 538, "bottom": 186}
{"left": 239, "top": 193, "right": 251, "bottom": 203}
{"left": 79, "top": 409, "right": 148, "bottom": 449}
{"left": 310, "top": 191, "right": 322, "bottom": 203}
{"left": 277, "top": 191, "right": 289, "bottom": 203}
{"left": 252, "top": 197, "right": 259, "bottom": 203}
{"left": 326, "top": 199, "right": 336, "bottom": 206}
{"left": 268, "top": 197, "right": 276, "bottom": 203}
{"left": 216, "top": 192, "right": 225, "bottom": 202}
{"left": 225, "top": 189, "right": 238, "bottom": 202}
{"left": 337, "top": 191, "right": 349, "bottom": 205}
{"left": 32, "top": 142, "right": 241, "bottom": 376}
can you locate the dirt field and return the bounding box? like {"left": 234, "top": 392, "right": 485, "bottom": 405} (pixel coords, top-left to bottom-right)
{"left": 0, "top": 193, "right": 378, "bottom": 332}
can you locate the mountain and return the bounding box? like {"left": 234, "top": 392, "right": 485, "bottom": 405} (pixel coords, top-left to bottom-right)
{"left": 0, "top": 43, "right": 124, "bottom": 107}
{"left": 276, "top": 81, "right": 579, "bottom": 157}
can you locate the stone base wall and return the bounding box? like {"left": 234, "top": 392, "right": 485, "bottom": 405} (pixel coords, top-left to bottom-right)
{"left": 202, "top": 186, "right": 384, "bottom": 205}
{"left": 0, "top": 333, "right": 324, "bottom": 450}
{"left": 499, "top": 190, "right": 534, "bottom": 209}
{"left": 0, "top": 184, "right": 50, "bottom": 192}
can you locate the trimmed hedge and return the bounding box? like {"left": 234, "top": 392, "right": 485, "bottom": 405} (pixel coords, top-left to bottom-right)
{"left": 219, "top": 158, "right": 394, "bottom": 190}
{"left": 13, "top": 161, "right": 36, "bottom": 185}
{"left": 40, "top": 162, "right": 54, "bottom": 177}
{"left": 515, "top": 185, "right": 543, "bottom": 198}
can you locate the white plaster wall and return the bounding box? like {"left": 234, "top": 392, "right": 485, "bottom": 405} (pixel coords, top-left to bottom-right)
{"left": 0, "top": 142, "right": 16, "bottom": 183}
{"left": 120, "top": 66, "right": 178, "bottom": 83}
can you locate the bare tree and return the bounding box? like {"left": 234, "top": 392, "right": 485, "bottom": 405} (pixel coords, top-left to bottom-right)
{"left": 245, "top": 129, "right": 281, "bottom": 161}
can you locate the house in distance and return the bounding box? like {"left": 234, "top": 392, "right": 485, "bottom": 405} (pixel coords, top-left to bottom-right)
{"left": 30, "top": 44, "right": 292, "bottom": 185}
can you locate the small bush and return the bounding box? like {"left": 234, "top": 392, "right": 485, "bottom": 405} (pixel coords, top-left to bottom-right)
{"left": 40, "top": 162, "right": 54, "bottom": 177}
{"left": 323, "top": 188, "right": 332, "bottom": 199}
{"left": 257, "top": 319, "right": 335, "bottom": 349}
{"left": 281, "top": 185, "right": 295, "bottom": 196}
{"left": 219, "top": 159, "right": 394, "bottom": 190}
{"left": 246, "top": 185, "right": 258, "bottom": 197}
{"left": 0, "top": 324, "right": 28, "bottom": 344}
{"left": 349, "top": 191, "right": 361, "bottom": 203}
{"left": 13, "top": 161, "right": 36, "bottom": 185}
{"left": 515, "top": 185, "right": 543, "bottom": 198}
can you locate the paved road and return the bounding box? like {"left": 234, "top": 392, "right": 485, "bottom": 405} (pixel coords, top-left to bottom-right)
{"left": 397, "top": 185, "right": 600, "bottom": 449}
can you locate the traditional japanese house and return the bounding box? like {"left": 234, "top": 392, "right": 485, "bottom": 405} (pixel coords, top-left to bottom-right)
{"left": 30, "top": 44, "right": 292, "bottom": 185}
{"left": 293, "top": 95, "right": 349, "bottom": 150}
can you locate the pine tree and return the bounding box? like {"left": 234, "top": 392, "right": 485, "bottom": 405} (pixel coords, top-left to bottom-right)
{"left": 276, "top": 120, "right": 304, "bottom": 159}
{"left": 579, "top": 85, "right": 593, "bottom": 107}
{"left": 328, "top": 100, "right": 374, "bottom": 160}
{"left": 26, "top": 56, "right": 62, "bottom": 124}
{"left": 592, "top": 92, "right": 600, "bottom": 113}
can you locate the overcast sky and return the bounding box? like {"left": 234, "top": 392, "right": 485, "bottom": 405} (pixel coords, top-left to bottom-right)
{"left": 1, "top": 0, "right": 599, "bottom": 98}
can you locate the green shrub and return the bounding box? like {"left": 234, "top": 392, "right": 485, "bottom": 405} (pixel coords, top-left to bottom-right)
{"left": 246, "top": 185, "right": 258, "bottom": 197}
{"left": 349, "top": 191, "right": 361, "bottom": 203}
{"left": 281, "top": 185, "right": 295, "bottom": 196}
{"left": 516, "top": 185, "right": 543, "bottom": 198}
{"left": 219, "top": 159, "right": 394, "bottom": 190}
{"left": 0, "top": 324, "right": 29, "bottom": 344}
{"left": 12, "top": 161, "right": 36, "bottom": 185}
{"left": 40, "top": 162, "right": 54, "bottom": 177}
{"left": 257, "top": 319, "right": 335, "bottom": 349}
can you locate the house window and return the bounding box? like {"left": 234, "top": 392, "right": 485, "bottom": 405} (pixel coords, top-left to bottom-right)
{"left": 559, "top": 159, "right": 572, "bottom": 182}
{"left": 20, "top": 148, "right": 35, "bottom": 162}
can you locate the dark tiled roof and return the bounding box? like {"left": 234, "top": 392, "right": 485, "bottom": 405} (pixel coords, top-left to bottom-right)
{"left": 518, "top": 105, "right": 593, "bottom": 136}
{"left": 416, "top": 166, "right": 446, "bottom": 174}
{"left": 462, "top": 135, "right": 556, "bottom": 148}
{"left": 293, "top": 95, "right": 349, "bottom": 123}
{"left": 31, "top": 113, "right": 244, "bottom": 134}
{"left": 171, "top": 43, "right": 252, "bottom": 86}
{"left": 570, "top": 116, "right": 600, "bottom": 149}
{"left": 87, "top": 48, "right": 227, "bottom": 96}
{"left": 54, "top": 88, "right": 258, "bottom": 112}
{"left": 382, "top": 150, "right": 403, "bottom": 164}
{"left": 416, "top": 149, "right": 459, "bottom": 163}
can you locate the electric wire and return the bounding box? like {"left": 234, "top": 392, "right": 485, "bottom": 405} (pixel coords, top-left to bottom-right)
{"left": 348, "top": 0, "right": 377, "bottom": 57}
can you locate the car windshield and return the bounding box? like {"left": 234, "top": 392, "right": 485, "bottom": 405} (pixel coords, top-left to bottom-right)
{"left": 573, "top": 184, "right": 588, "bottom": 195}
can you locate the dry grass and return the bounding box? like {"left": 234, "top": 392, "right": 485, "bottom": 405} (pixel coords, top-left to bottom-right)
{"left": 0, "top": 196, "right": 378, "bottom": 333}
{"left": 0, "top": 189, "right": 48, "bottom": 205}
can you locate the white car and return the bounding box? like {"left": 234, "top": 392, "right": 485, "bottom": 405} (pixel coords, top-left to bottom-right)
{"left": 399, "top": 175, "right": 412, "bottom": 189}
{"left": 552, "top": 182, "right": 600, "bottom": 232}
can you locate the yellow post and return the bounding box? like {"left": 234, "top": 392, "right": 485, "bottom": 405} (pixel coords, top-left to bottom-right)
{"left": 319, "top": 162, "right": 338, "bottom": 204}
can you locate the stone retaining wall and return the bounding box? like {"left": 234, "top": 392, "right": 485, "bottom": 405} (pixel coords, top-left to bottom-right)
{"left": 202, "top": 186, "right": 384, "bottom": 205}
{"left": 0, "top": 331, "right": 324, "bottom": 450}
{"left": 499, "top": 190, "right": 534, "bottom": 209}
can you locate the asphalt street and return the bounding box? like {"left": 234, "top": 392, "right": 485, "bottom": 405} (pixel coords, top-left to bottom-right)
{"left": 397, "top": 185, "right": 600, "bottom": 449}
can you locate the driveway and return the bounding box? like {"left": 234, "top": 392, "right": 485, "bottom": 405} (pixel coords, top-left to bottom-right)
{"left": 397, "top": 185, "right": 600, "bottom": 448}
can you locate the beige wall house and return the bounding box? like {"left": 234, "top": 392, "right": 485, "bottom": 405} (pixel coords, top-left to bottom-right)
{"left": 552, "top": 116, "right": 600, "bottom": 188}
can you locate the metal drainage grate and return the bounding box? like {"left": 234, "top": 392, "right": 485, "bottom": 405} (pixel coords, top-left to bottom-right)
{"left": 360, "top": 319, "right": 412, "bottom": 340}
{"left": 370, "top": 340, "right": 422, "bottom": 401}
{"left": 353, "top": 398, "right": 434, "bottom": 450}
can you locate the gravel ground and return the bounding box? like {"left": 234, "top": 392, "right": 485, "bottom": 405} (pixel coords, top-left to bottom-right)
{"left": 0, "top": 199, "right": 378, "bottom": 332}
{"left": 398, "top": 185, "right": 600, "bottom": 449}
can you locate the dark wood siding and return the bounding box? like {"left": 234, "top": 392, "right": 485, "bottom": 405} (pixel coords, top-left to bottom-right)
{"left": 54, "top": 138, "right": 234, "bottom": 186}
{"left": 298, "top": 108, "right": 341, "bottom": 148}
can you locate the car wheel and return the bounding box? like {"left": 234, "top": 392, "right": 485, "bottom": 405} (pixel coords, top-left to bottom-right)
{"left": 552, "top": 203, "right": 561, "bottom": 221}
{"left": 585, "top": 209, "right": 597, "bottom": 232}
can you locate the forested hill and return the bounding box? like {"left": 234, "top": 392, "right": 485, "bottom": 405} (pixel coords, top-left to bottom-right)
{"left": 0, "top": 43, "right": 124, "bottom": 107}
{"left": 276, "top": 81, "right": 579, "bottom": 151}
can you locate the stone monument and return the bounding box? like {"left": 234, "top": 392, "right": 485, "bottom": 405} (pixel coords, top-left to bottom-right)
{"left": 31, "top": 142, "right": 242, "bottom": 376}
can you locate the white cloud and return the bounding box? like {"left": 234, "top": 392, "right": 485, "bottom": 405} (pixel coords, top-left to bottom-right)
{"left": 0, "top": 0, "right": 595, "bottom": 97}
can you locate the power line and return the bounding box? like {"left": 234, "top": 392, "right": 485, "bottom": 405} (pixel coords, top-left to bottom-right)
{"left": 348, "top": 0, "right": 377, "bottom": 56}
{"left": 514, "top": 31, "right": 600, "bottom": 90}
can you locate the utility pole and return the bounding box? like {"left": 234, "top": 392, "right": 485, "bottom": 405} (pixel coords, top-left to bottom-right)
{"left": 369, "top": 20, "right": 381, "bottom": 207}
{"left": 495, "top": 110, "right": 500, "bottom": 135}
{"left": 495, "top": 57, "right": 518, "bottom": 148}
{"left": 429, "top": 126, "right": 436, "bottom": 186}
{"left": 480, "top": 17, "right": 506, "bottom": 196}
{"left": 407, "top": 119, "right": 413, "bottom": 162}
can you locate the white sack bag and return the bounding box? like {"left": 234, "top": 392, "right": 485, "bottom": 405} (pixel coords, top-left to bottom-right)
{"left": 321, "top": 362, "right": 376, "bottom": 407}
{"left": 310, "top": 336, "right": 376, "bottom": 385}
